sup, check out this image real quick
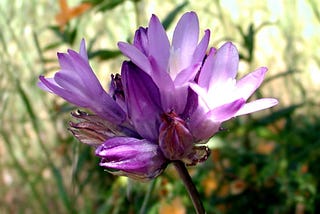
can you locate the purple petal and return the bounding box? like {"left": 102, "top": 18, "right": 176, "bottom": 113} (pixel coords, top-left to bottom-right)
{"left": 121, "top": 61, "right": 163, "bottom": 141}
{"left": 147, "top": 56, "right": 176, "bottom": 112}
{"left": 192, "top": 29, "right": 210, "bottom": 63}
{"left": 198, "top": 42, "right": 239, "bottom": 89}
{"left": 174, "top": 63, "right": 201, "bottom": 86}
{"left": 133, "top": 27, "right": 149, "bottom": 55}
{"left": 235, "top": 98, "right": 279, "bottom": 116}
{"left": 54, "top": 72, "right": 85, "bottom": 94}
{"left": 39, "top": 40, "right": 126, "bottom": 123}
{"left": 118, "top": 42, "right": 152, "bottom": 74}
{"left": 172, "top": 12, "right": 199, "bottom": 50}
{"left": 79, "top": 38, "right": 88, "bottom": 61}
{"left": 171, "top": 12, "right": 199, "bottom": 72}
{"left": 181, "top": 87, "right": 198, "bottom": 119}
{"left": 196, "top": 47, "right": 217, "bottom": 90}
{"left": 39, "top": 75, "right": 88, "bottom": 106}
{"left": 190, "top": 99, "right": 245, "bottom": 141}
{"left": 67, "top": 49, "right": 105, "bottom": 94}
{"left": 37, "top": 77, "right": 55, "bottom": 93}
{"left": 148, "top": 14, "right": 170, "bottom": 73}
{"left": 235, "top": 67, "right": 268, "bottom": 100}
{"left": 172, "top": 63, "right": 201, "bottom": 114}
{"left": 96, "top": 137, "right": 167, "bottom": 180}
{"left": 206, "top": 98, "right": 246, "bottom": 121}
{"left": 172, "top": 85, "right": 189, "bottom": 114}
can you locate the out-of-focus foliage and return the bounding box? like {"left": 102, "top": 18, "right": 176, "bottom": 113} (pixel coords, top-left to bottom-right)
{"left": 0, "top": 0, "right": 319, "bottom": 213}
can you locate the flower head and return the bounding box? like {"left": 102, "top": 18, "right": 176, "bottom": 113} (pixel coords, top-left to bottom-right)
{"left": 39, "top": 12, "right": 278, "bottom": 181}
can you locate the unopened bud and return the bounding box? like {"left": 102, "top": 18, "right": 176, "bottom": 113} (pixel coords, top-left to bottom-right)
{"left": 159, "top": 112, "right": 194, "bottom": 160}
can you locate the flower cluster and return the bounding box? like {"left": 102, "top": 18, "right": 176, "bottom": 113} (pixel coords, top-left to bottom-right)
{"left": 39, "top": 12, "right": 278, "bottom": 180}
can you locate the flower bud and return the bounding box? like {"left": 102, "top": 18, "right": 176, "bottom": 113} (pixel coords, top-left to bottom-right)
{"left": 96, "top": 137, "right": 168, "bottom": 181}
{"left": 159, "top": 111, "right": 194, "bottom": 160}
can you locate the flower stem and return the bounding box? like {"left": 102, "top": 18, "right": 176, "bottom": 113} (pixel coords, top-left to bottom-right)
{"left": 173, "top": 161, "right": 205, "bottom": 214}
{"left": 139, "top": 179, "right": 156, "bottom": 214}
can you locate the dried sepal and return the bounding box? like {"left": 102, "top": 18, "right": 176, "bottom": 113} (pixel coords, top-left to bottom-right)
{"left": 68, "top": 110, "right": 126, "bottom": 147}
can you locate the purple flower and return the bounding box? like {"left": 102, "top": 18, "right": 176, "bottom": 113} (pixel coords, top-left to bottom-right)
{"left": 189, "top": 42, "right": 278, "bottom": 141}
{"left": 39, "top": 12, "right": 278, "bottom": 180}
{"left": 118, "top": 11, "right": 210, "bottom": 114}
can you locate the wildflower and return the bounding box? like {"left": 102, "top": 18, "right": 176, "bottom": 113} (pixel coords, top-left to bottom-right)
{"left": 39, "top": 12, "right": 278, "bottom": 182}
{"left": 118, "top": 12, "right": 278, "bottom": 162}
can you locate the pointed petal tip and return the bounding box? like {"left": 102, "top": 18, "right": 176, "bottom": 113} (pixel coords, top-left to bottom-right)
{"left": 117, "top": 41, "right": 125, "bottom": 48}
{"left": 255, "top": 66, "right": 268, "bottom": 75}
{"left": 57, "top": 52, "right": 63, "bottom": 58}
{"left": 80, "top": 38, "right": 86, "bottom": 45}
{"left": 150, "top": 14, "right": 160, "bottom": 24}
{"left": 220, "top": 41, "right": 237, "bottom": 51}
{"left": 235, "top": 98, "right": 279, "bottom": 116}
{"left": 204, "top": 29, "right": 211, "bottom": 37}
{"left": 261, "top": 66, "right": 268, "bottom": 72}
{"left": 270, "top": 98, "right": 279, "bottom": 106}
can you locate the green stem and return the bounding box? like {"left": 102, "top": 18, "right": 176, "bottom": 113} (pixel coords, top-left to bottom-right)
{"left": 173, "top": 161, "right": 205, "bottom": 214}
{"left": 139, "top": 179, "right": 156, "bottom": 214}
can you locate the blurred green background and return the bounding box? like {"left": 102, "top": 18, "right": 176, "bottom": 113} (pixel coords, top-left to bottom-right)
{"left": 1, "top": 0, "right": 320, "bottom": 213}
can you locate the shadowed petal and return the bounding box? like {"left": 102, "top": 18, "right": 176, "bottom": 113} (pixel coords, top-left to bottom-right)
{"left": 118, "top": 42, "right": 152, "bottom": 74}
{"left": 174, "top": 63, "right": 201, "bottom": 86}
{"left": 121, "top": 61, "right": 163, "bottom": 141}
{"left": 133, "top": 27, "right": 149, "bottom": 55}
{"left": 192, "top": 29, "right": 210, "bottom": 63}
{"left": 196, "top": 48, "right": 217, "bottom": 90}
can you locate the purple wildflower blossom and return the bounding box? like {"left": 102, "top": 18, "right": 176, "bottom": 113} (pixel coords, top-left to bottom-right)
{"left": 38, "top": 11, "right": 278, "bottom": 180}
